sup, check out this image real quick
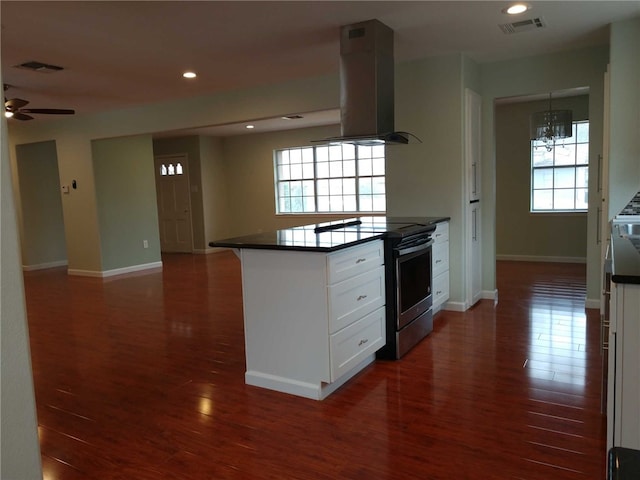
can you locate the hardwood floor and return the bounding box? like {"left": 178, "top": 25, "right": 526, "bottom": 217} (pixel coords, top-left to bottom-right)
{"left": 24, "top": 254, "right": 606, "bottom": 479}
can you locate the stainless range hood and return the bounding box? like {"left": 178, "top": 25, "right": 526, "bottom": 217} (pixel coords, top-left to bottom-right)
{"left": 315, "top": 19, "right": 417, "bottom": 146}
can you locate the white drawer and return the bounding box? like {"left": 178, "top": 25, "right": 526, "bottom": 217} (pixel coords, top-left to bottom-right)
{"left": 433, "top": 270, "right": 450, "bottom": 308}
{"left": 432, "top": 241, "right": 449, "bottom": 278}
{"left": 327, "top": 240, "right": 384, "bottom": 284}
{"left": 330, "top": 306, "right": 385, "bottom": 382}
{"left": 432, "top": 222, "right": 449, "bottom": 244}
{"left": 328, "top": 266, "right": 385, "bottom": 334}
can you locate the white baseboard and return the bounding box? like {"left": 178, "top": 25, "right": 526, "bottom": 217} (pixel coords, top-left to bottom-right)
{"left": 442, "top": 300, "right": 466, "bottom": 312}
{"left": 22, "top": 260, "right": 68, "bottom": 271}
{"left": 440, "top": 289, "right": 498, "bottom": 312}
{"left": 585, "top": 297, "right": 601, "bottom": 310}
{"left": 496, "top": 254, "right": 586, "bottom": 264}
{"left": 245, "top": 354, "right": 375, "bottom": 400}
{"left": 68, "top": 261, "right": 163, "bottom": 278}
{"left": 483, "top": 289, "right": 498, "bottom": 301}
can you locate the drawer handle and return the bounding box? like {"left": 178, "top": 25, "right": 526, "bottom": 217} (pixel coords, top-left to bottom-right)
{"left": 435, "top": 259, "right": 442, "bottom": 264}
{"left": 356, "top": 294, "right": 368, "bottom": 301}
{"left": 358, "top": 338, "right": 369, "bottom": 346}
{"left": 436, "top": 290, "right": 443, "bottom": 295}
{"left": 355, "top": 258, "right": 366, "bottom": 264}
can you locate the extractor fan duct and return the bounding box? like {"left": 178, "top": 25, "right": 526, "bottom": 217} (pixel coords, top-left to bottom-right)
{"left": 314, "top": 19, "right": 419, "bottom": 146}
{"left": 4, "top": 84, "right": 75, "bottom": 121}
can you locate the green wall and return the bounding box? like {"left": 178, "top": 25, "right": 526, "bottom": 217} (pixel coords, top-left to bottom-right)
{"left": 8, "top": 74, "right": 340, "bottom": 272}
{"left": 199, "top": 136, "right": 231, "bottom": 244}
{"left": 388, "top": 53, "right": 466, "bottom": 305}
{"left": 496, "top": 95, "right": 589, "bottom": 261}
{"left": 92, "top": 135, "right": 161, "bottom": 272}
{"left": 16, "top": 140, "right": 67, "bottom": 268}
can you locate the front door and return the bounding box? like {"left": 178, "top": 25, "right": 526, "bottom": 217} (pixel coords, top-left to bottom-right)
{"left": 154, "top": 154, "right": 193, "bottom": 253}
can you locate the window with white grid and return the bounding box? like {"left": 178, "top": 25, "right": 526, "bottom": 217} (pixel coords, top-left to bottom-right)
{"left": 275, "top": 143, "right": 385, "bottom": 214}
{"left": 531, "top": 121, "right": 589, "bottom": 212}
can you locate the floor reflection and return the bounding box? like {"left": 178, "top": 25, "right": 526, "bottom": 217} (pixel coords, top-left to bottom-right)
{"left": 26, "top": 256, "right": 605, "bottom": 479}
{"left": 527, "top": 305, "right": 587, "bottom": 386}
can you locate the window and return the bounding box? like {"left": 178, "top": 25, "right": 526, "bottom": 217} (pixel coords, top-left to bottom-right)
{"left": 275, "top": 143, "right": 385, "bottom": 214}
{"left": 160, "top": 162, "right": 184, "bottom": 176}
{"left": 531, "top": 121, "right": 589, "bottom": 212}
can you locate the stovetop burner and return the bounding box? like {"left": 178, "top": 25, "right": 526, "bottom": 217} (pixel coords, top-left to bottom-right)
{"left": 358, "top": 217, "right": 436, "bottom": 238}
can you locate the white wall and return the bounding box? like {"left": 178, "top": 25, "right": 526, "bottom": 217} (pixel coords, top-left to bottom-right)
{"left": 0, "top": 81, "right": 43, "bottom": 479}
{"left": 608, "top": 17, "right": 640, "bottom": 219}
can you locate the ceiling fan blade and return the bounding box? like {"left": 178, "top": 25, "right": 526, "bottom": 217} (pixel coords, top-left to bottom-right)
{"left": 5, "top": 98, "right": 29, "bottom": 110}
{"left": 13, "top": 112, "right": 34, "bottom": 121}
{"left": 20, "top": 108, "right": 75, "bottom": 115}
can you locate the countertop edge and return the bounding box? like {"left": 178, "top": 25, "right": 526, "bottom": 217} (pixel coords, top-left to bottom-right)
{"left": 209, "top": 216, "right": 449, "bottom": 253}
{"left": 210, "top": 234, "right": 386, "bottom": 253}
{"left": 611, "top": 228, "right": 640, "bottom": 285}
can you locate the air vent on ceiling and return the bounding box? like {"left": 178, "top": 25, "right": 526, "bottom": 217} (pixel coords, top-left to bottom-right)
{"left": 14, "top": 61, "right": 64, "bottom": 73}
{"left": 499, "top": 17, "right": 546, "bottom": 34}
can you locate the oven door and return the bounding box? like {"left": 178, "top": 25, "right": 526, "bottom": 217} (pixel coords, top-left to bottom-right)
{"left": 394, "top": 239, "right": 433, "bottom": 330}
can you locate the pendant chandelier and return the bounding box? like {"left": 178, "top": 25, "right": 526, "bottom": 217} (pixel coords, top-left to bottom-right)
{"left": 529, "top": 93, "right": 573, "bottom": 152}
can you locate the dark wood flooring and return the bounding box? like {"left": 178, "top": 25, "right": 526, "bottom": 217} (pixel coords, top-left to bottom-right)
{"left": 24, "top": 253, "right": 606, "bottom": 479}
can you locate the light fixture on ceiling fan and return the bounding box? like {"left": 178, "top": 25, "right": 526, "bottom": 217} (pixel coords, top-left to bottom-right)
{"left": 529, "top": 92, "right": 572, "bottom": 151}
{"left": 4, "top": 84, "right": 75, "bottom": 121}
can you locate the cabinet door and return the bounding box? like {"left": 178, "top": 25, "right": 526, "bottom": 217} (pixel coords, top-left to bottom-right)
{"left": 465, "top": 88, "right": 482, "bottom": 202}
{"left": 327, "top": 240, "right": 384, "bottom": 284}
{"left": 330, "top": 306, "right": 385, "bottom": 382}
{"left": 469, "top": 203, "right": 482, "bottom": 306}
{"left": 432, "top": 242, "right": 449, "bottom": 278}
{"left": 328, "top": 266, "right": 385, "bottom": 334}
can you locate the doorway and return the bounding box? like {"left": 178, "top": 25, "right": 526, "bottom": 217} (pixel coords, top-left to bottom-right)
{"left": 494, "top": 93, "right": 590, "bottom": 264}
{"left": 154, "top": 154, "right": 193, "bottom": 253}
{"left": 16, "top": 140, "right": 68, "bottom": 270}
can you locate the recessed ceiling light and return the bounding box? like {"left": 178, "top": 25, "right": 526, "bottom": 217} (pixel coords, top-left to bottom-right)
{"left": 245, "top": 125, "right": 255, "bottom": 129}
{"left": 182, "top": 71, "right": 197, "bottom": 79}
{"left": 503, "top": 3, "right": 529, "bottom": 14}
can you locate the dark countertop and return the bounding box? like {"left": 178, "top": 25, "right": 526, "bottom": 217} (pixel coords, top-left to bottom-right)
{"left": 611, "top": 222, "right": 640, "bottom": 284}
{"left": 608, "top": 447, "right": 640, "bottom": 479}
{"left": 209, "top": 216, "right": 449, "bottom": 253}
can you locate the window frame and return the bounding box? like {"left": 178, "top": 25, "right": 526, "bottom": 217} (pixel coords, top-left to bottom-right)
{"left": 530, "top": 120, "right": 589, "bottom": 213}
{"left": 274, "top": 143, "right": 386, "bottom": 215}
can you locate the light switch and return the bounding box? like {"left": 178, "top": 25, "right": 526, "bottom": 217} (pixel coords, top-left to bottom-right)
{"left": 62, "top": 185, "right": 70, "bottom": 194}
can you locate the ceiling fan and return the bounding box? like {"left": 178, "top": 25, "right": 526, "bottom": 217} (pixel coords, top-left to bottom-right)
{"left": 4, "top": 84, "right": 75, "bottom": 121}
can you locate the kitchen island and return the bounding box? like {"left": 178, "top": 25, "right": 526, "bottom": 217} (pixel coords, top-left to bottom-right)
{"left": 210, "top": 216, "right": 447, "bottom": 400}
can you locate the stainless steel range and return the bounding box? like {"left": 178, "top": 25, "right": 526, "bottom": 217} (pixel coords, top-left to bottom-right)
{"left": 357, "top": 218, "right": 436, "bottom": 359}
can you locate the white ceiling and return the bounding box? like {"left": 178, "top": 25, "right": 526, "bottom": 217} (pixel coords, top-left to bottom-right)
{"left": 2, "top": 1, "right": 639, "bottom": 136}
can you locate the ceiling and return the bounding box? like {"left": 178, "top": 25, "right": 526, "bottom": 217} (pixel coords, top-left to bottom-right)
{"left": 2, "top": 1, "right": 639, "bottom": 136}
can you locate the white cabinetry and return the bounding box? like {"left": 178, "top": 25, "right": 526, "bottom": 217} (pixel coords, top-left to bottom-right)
{"left": 432, "top": 221, "right": 450, "bottom": 313}
{"left": 465, "top": 88, "right": 483, "bottom": 308}
{"left": 240, "top": 240, "right": 385, "bottom": 400}
{"left": 607, "top": 280, "right": 640, "bottom": 449}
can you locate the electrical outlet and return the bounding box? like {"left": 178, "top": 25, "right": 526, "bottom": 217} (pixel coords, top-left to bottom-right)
{"left": 143, "top": 240, "right": 149, "bottom": 249}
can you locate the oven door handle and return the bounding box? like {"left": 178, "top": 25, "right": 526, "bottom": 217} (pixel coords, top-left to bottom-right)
{"left": 394, "top": 238, "right": 433, "bottom": 256}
